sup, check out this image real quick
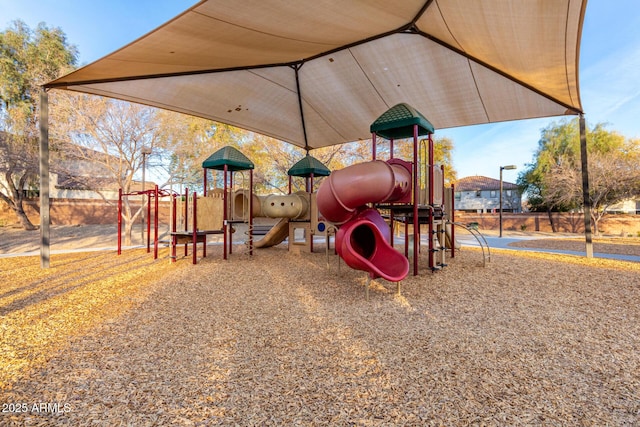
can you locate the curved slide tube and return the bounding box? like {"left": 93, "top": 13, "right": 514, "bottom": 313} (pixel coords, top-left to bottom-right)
{"left": 317, "top": 160, "right": 412, "bottom": 281}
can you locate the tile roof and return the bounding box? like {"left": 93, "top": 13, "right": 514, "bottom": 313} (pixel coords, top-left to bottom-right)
{"left": 454, "top": 175, "right": 519, "bottom": 191}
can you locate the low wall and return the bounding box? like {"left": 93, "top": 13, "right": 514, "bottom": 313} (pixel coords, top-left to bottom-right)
{"left": 2, "top": 199, "right": 639, "bottom": 236}
{"left": 455, "top": 212, "right": 640, "bottom": 236}
{"left": 0, "top": 198, "right": 172, "bottom": 227}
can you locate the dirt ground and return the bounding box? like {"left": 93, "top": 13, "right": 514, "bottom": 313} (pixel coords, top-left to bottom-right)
{"left": 2, "top": 223, "right": 640, "bottom": 257}
{"left": 0, "top": 224, "right": 168, "bottom": 254}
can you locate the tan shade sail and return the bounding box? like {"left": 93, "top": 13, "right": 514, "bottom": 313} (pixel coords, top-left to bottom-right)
{"left": 45, "top": 0, "right": 586, "bottom": 150}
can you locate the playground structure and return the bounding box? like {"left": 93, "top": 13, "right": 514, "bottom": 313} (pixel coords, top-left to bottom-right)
{"left": 231, "top": 154, "right": 331, "bottom": 254}
{"left": 117, "top": 104, "right": 486, "bottom": 287}
{"left": 317, "top": 159, "right": 413, "bottom": 281}
{"left": 116, "top": 146, "right": 334, "bottom": 264}
{"left": 117, "top": 185, "right": 174, "bottom": 259}
{"left": 170, "top": 187, "right": 225, "bottom": 264}
{"left": 317, "top": 103, "right": 462, "bottom": 285}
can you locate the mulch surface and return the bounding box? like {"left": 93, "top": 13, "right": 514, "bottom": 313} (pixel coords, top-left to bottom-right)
{"left": 1, "top": 244, "right": 639, "bottom": 425}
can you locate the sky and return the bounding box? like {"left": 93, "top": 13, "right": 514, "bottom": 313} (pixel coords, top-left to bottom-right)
{"left": 2, "top": 0, "right": 639, "bottom": 183}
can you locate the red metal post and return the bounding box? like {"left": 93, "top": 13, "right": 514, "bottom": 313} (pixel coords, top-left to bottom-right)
{"left": 451, "top": 183, "right": 456, "bottom": 258}
{"left": 223, "top": 165, "right": 228, "bottom": 260}
{"left": 184, "top": 187, "right": 188, "bottom": 257}
{"left": 441, "top": 164, "right": 446, "bottom": 261}
{"left": 390, "top": 138, "right": 394, "bottom": 159}
{"left": 229, "top": 170, "right": 233, "bottom": 255}
{"left": 171, "top": 194, "right": 177, "bottom": 263}
{"left": 146, "top": 191, "right": 151, "bottom": 253}
{"left": 428, "top": 133, "right": 434, "bottom": 271}
{"left": 413, "top": 125, "right": 419, "bottom": 276}
{"left": 203, "top": 168, "right": 207, "bottom": 197}
{"left": 192, "top": 191, "right": 197, "bottom": 264}
{"left": 441, "top": 165, "right": 445, "bottom": 208}
{"left": 309, "top": 173, "right": 314, "bottom": 253}
{"left": 249, "top": 169, "right": 254, "bottom": 256}
{"left": 184, "top": 188, "right": 188, "bottom": 232}
{"left": 390, "top": 210, "right": 394, "bottom": 247}
{"left": 404, "top": 219, "right": 409, "bottom": 257}
{"left": 154, "top": 185, "right": 159, "bottom": 260}
{"left": 117, "top": 188, "right": 122, "bottom": 255}
{"left": 372, "top": 132, "right": 377, "bottom": 160}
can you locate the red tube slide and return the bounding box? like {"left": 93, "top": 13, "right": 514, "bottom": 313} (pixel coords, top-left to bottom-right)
{"left": 317, "top": 159, "right": 412, "bottom": 282}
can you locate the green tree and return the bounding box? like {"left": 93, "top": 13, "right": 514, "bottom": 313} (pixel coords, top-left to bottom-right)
{"left": 0, "top": 20, "right": 77, "bottom": 229}
{"left": 518, "top": 118, "right": 640, "bottom": 233}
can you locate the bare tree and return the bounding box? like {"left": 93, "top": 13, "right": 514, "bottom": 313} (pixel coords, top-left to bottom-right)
{"left": 51, "top": 93, "right": 165, "bottom": 244}
{"left": 543, "top": 148, "right": 640, "bottom": 234}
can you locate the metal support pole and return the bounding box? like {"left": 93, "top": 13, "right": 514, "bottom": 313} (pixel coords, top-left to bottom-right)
{"left": 499, "top": 165, "right": 516, "bottom": 238}
{"left": 39, "top": 89, "right": 50, "bottom": 268}
{"left": 580, "top": 115, "right": 594, "bottom": 258}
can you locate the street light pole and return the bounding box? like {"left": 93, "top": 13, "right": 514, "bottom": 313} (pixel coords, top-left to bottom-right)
{"left": 499, "top": 165, "right": 517, "bottom": 238}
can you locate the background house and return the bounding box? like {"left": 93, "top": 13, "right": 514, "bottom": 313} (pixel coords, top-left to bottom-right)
{"left": 605, "top": 199, "right": 640, "bottom": 215}
{"left": 453, "top": 175, "right": 522, "bottom": 213}
{"left": 1, "top": 137, "right": 155, "bottom": 225}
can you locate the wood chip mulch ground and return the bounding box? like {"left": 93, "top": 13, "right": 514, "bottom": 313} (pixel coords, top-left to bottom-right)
{"left": 1, "top": 244, "right": 639, "bottom": 426}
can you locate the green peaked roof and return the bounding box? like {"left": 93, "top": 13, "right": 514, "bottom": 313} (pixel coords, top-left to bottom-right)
{"left": 287, "top": 155, "right": 331, "bottom": 177}
{"left": 370, "top": 103, "right": 434, "bottom": 139}
{"left": 202, "top": 146, "right": 254, "bottom": 171}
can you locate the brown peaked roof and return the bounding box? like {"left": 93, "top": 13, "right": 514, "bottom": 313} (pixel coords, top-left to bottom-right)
{"left": 454, "top": 176, "right": 519, "bottom": 192}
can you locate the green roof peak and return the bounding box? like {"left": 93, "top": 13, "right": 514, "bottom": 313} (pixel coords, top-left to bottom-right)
{"left": 288, "top": 155, "right": 331, "bottom": 177}
{"left": 370, "top": 103, "right": 434, "bottom": 139}
{"left": 202, "top": 146, "right": 254, "bottom": 171}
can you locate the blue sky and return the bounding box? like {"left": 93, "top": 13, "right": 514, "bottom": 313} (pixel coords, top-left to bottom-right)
{"left": 2, "top": 0, "right": 639, "bottom": 182}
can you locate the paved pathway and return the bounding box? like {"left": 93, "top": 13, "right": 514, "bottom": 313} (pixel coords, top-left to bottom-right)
{"left": 457, "top": 234, "right": 640, "bottom": 263}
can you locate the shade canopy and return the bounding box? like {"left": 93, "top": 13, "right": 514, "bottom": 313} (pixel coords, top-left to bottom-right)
{"left": 288, "top": 155, "right": 331, "bottom": 177}
{"left": 45, "top": 0, "right": 586, "bottom": 150}
{"left": 202, "top": 146, "right": 254, "bottom": 171}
